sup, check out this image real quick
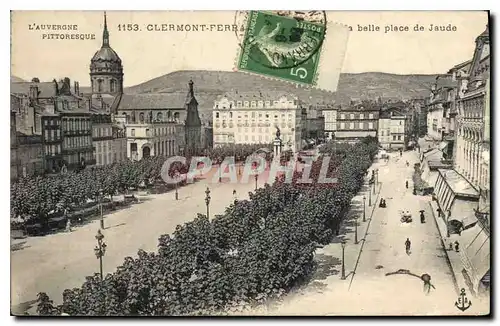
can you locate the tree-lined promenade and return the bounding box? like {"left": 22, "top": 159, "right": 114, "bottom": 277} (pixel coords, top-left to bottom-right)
{"left": 10, "top": 143, "right": 274, "bottom": 234}
{"left": 28, "top": 136, "right": 378, "bottom": 316}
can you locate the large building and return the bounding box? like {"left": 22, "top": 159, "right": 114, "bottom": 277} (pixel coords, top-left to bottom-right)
{"left": 92, "top": 112, "right": 114, "bottom": 166}
{"left": 322, "top": 105, "right": 337, "bottom": 140}
{"left": 41, "top": 112, "right": 63, "bottom": 173}
{"left": 333, "top": 102, "right": 380, "bottom": 144}
{"left": 89, "top": 13, "right": 201, "bottom": 158}
{"left": 212, "top": 91, "right": 304, "bottom": 152}
{"left": 433, "top": 25, "right": 490, "bottom": 298}
{"left": 378, "top": 108, "right": 411, "bottom": 150}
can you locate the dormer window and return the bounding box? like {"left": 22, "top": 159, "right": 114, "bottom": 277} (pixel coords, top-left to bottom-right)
{"left": 237, "top": 101, "right": 242, "bottom": 107}
{"left": 244, "top": 101, "right": 249, "bottom": 107}
{"left": 258, "top": 101, "right": 263, "bottom": 107}
{"left": 215, "top": 112, "right": 220, "bottom": 119}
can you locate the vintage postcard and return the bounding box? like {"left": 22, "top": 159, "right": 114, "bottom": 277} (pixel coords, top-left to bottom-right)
{"left": 10, "top": 10, "right": 490, "bottom": 316}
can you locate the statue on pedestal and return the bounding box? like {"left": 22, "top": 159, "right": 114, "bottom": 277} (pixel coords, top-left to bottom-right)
{"left": 275, "top": 125, "right": 281, "bottom": 140}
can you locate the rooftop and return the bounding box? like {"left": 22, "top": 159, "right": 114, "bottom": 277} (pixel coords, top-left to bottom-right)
{"left": 11, "top": 81, "right": 56, "bottom": 98}
{"left": 118, "top": 93, "right": 188, "bottom": 110}
{"left": 216, "top": 91, "right": 299, "bottom": 102}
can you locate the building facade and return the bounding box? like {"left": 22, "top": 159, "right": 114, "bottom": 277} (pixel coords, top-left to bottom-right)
{"left": 17, "top": 132, "right": 44, "bottom": 178}
{"left": 433, "top": 25, "right": 490, "bottom": 298}
{"left": 61, "top": 112, "right": 94, "bottom": 170}
{"left": 334, "top": 104, "right": 379, "bottom": 143}
{"left": 111, "top": 125, "right": 127, "bottom": 163}
{"left": 212, "top": 91, "right": 304, "bottom": 152}
{"left": 92, "top": 113, "right": 114, "bottom": 166}
{"left": 11, "top": 111, "right": 19, "bottom": 180}
{"left": 323, "top": 107, "right": 337, "bottom": 140}
{"left": 126, "top": 121, "right": 184, "bottom": 160}
{"left": 41, "top": 113, "right": 63, "bottom": 173}
{"left": 378, "top": 109, "right": 410, "bottom": 150}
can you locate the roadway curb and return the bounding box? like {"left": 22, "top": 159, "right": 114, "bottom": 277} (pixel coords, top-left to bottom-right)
{"left": 348, "top": 181, "right": 383, "bottom": 290}
{"left": 428, "top": 201, "right": 460, "bottom": 295}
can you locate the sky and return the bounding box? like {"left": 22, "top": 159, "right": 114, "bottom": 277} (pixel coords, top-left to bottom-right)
{"left": 11, "top": 11, "right": 489, "bottom": 87}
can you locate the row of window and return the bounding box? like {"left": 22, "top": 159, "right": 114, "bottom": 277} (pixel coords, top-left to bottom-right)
{"left": 129, "top": 126, "right": 176, "bottom": 137}
{"left": 339, "top": 122, "right": 374, "bottom": 130}
{"left": 62, "top": 117, "right": 90, "bottom": 132}
{"left": 339, "top": 113, "right": 375, "bottom": 120}
{"left": 93, "top": 126, "right": 112, "bottom": 138}
{"left": 95, "top": 140, "right": 112, "bottom": 153}
{"left": 65, "top": 151, "right": 93, "bottom": 165}
{"left": 215, "top": 133, "right": 281, "bottom": 143}
{"left": 45, "top": 144, "right": 62, "bottom": 156}
{"left": 63, "top": 136, "right": 92, "bottom": 149}
{"left": 95, "top": 151, "right": 126, "bottom": 166}
{"left": 44, "top": 129, "right": 61, "bottom": 142}
{"left": 124, "top": 111, "right": 181, "bottom": 123}
{"left": 43, "top": 119, "right": 61, "bottom": 127}
{"left": 93, "top": 79, "right": 118, "bottom": 93}
{"left": 216, "top": 99, "right": 297, "bottom": 109}
{"left": 214, "top": 111, "right": 297, "bottom": 119}
{"left": 153, "top": 140, "right": 176, "bottom": 157}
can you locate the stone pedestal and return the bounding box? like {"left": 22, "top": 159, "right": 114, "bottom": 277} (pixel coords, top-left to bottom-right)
{"left": 274, "top": 137, "right": 283, "bottom": 160}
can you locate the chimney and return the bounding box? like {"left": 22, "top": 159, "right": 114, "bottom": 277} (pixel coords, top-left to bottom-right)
{"left": 29, "top": 84, "right": 39, "bottom": 104}
{"left": 74, "top": 81, "right": 80, "bottom": 96}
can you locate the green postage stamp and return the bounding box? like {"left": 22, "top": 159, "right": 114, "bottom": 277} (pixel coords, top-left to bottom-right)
{"left": 235, "top": 11, "right": 349, "bottom": 92}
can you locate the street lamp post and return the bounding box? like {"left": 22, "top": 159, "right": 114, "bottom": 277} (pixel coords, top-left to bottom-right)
{"left": 175, "top": 172, "right": 179, "bottom": 200}
{"left": 446, "top": 209, "right": 451, "bottom": 238}
{"left": 219, "top": 158, "right": 222, "bottom": 183}
{"left": 205, "top": 187, "right": 211, "bottom": 219}
{"left": 233, "top": 189, "right": 237, "bottom": 204}
{"left": 369, "top": 185, "right": 372, "bottom": 206}
{"left": 341, "top": 240, "right": 346, "bottom": 280}
{"left": 254, "top": 174, "right": 258, "bottom": 191}
{"left": 363, "top": 195, "right": 366, "bottom": 222}
{"left": 355, "top": 215, "right": 359, "bottom": 244}
{"left": 94, "top": 229, "right": 107, "bottom": 282}
{"left": 99, "top": 188, "right": 104, "bottom": 229}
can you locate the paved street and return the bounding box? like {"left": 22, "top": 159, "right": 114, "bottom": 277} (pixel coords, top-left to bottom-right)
{"left": 11, "top": 153, "right": 489, "bottom": 315}
{"left": 240, "top": 150, "right": 488, "bottom": 316}
{"left": 10, "top": 165, "right": 262, "bottom": 313}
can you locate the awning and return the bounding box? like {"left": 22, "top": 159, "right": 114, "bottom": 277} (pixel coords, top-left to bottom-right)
{"left": 439, "top": 141, "right": 449, "bottom": 151}
{"left": 463, "top": 226, "right": 490, "bottom": 292}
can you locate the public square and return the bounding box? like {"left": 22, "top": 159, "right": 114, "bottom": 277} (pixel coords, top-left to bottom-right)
{"left": 11, "top": 149, "right": 489, "bottom": 315}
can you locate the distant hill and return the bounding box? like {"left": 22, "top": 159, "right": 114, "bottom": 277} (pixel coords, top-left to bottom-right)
{"left": 11, "top": 76, "right": 26, "bottom": 83}
{"left": 124, "top": 70, "right": 435, "bottom": 115}
{"left": 10, "top": 70, "right": 435, "bottom": 121}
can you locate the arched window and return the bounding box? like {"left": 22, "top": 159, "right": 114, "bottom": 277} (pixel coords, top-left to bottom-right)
{"left": 139, "top": 112, "right": 145, "bottom": 123}
{"left": 167, "top": 111, "right": 172, "bottom": 120}
{"left": 174, "top": 112, "right": 180, "bottom": 121}
{"left": 110, "top": 79, "right": 116, "bottom": 93}
{"left": 157, "top": 112, "right": 163, "bottom": 121}
{"left": 97, "top": 79, "right": 103, "bottom": 92}
{"left": 229, "top": 112, "right": 233, "bottom": 118}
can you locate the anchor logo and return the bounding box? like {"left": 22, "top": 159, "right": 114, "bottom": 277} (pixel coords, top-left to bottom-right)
{"left": 455, "top": 288, "right": 472, "bottom": 312}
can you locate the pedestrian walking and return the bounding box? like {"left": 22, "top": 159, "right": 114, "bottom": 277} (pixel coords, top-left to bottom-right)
{"left": 454, "top": 241, "right": 460, "bottom": 252}
{"left": 405, "top": 238, "right": 411, "bottom": 255}
{"left": 65, "top": 218, "right": 72, "bottom": 233}
{"left": 406, "top": 180, "right": 409, "bottom": 189}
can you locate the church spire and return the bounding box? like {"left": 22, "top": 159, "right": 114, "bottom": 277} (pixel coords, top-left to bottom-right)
{"left": 102, "top": 12, "right": 110, "bottom": 47}
{"left": 186, "top": 79, "right": 195, "bottom": 103}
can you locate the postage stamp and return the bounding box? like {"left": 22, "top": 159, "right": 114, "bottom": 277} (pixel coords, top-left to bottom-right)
{"left": 235, "top": 11, "right": 349, "bottom": 92}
